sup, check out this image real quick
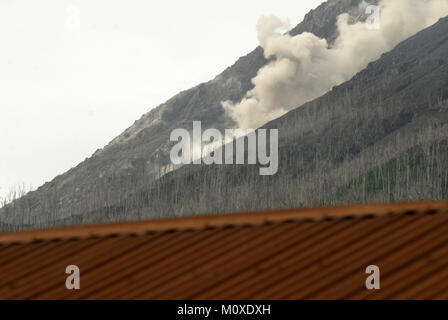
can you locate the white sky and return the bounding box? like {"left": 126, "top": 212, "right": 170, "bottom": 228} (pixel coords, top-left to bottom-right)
{"left": 0, "top": 0, "right": 323, "bottom": 198}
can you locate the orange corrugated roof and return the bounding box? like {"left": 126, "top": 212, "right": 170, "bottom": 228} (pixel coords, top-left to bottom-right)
{"left": 0, "top": 201, "right": 447, "bottom": 300}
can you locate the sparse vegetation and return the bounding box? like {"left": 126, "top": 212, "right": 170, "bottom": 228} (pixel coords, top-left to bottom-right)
{"left": 0, "top": 4, "right": 447, "bottom": 233}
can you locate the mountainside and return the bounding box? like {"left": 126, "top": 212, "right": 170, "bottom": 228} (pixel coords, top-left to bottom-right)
{"left": 0, "top": 0, "right": 376, "bottom": 228}
{"left": 3, "top": 13, "right": 447, "bottom": 230}
{"left": 114, "top": 15, "right": 448, "bottom": 221}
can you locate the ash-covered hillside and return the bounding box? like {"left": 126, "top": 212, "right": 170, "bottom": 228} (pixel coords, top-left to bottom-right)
{"left": 0, "top": 0, "right": 377, "bottom": 230}
{"left": 3, "top": 13, "right": 447, "bottom": 231}
{"left": 82, "top": 15, "right": 447, "bottom": 223}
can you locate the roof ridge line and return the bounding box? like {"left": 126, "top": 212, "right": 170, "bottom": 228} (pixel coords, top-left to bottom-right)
{"left": 0, "top": 200, "right": 447, "bottom": 244}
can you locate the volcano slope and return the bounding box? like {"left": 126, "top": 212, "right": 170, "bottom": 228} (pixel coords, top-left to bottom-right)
{"left": 1, "top": 0, "right": 381, "bottom": 230}
{"left": 65, "top": 15, "right": 448, "bottom": 226}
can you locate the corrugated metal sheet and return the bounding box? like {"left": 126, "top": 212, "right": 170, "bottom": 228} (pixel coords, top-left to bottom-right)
{"left": 0, "top": 201, "right": 447, "bottom": 300}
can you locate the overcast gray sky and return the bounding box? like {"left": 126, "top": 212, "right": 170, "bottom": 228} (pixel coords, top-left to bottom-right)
{"left": 0, "top": 0, "right": 323, "bottom": 198}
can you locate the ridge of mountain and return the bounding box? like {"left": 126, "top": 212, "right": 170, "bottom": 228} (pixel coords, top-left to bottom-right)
{"left": 0, "top": 0, "right": 374, "bottom": 226}
{"left": 67, "top": 15, "right": 448, "bottom": 226}
{"left": 3, "top": 14, "right": 447, "bottom": 230}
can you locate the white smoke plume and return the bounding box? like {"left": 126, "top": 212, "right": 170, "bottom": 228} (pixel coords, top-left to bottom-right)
{"left": 223, "top": 0, "right": 448, "bottom": 129}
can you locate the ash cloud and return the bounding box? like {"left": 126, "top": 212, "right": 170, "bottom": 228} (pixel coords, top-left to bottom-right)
{"left": 223, "top": 0, "right": 448, "bottom": 129}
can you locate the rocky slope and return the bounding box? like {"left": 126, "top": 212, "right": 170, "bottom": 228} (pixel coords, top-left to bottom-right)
{"left": 69, "top": 15, "right": 448, "bottom": 224}
{"left": 119, "top": 15, "right": 447, "bottom": 221}
{"left": 3, "top": 12, "right": 447, "bottom": 230}
{"left": 0, "top": 0, "right": 375, "bottom": 227}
